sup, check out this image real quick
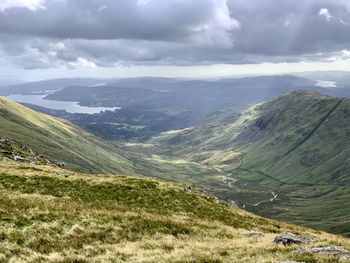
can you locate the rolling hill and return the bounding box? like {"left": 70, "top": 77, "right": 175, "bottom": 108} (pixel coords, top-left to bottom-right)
{"left": 1, "top": 157, "right": 349, "bottom": 262}
{"left": 0, "top": 96, "right": 139, "bottom": 175}
{"left": 143, "top": 91, "right": 350, "bottom": 235}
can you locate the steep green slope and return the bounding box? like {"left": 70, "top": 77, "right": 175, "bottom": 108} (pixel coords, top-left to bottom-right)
{"left": 0, "top": 97, "right": 138, "bottom": 174}
{"left": 144, "top": 91, "right": 350, "bottom": 235}
{"left": 233, "top": 91, "right": 349, "bottom": 185}
{"left": 1, "top": 158, "right": 349, "bottom": 262}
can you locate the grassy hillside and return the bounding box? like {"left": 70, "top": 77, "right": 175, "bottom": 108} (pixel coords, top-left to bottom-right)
{"left": 142, "top": 91, "right": 350, "bottom": 235}
{"left": 1, "top": 158, "right": 349, "bottom": 262}
{"left": 0, "top": 97, "right": 139, "bottom": 175}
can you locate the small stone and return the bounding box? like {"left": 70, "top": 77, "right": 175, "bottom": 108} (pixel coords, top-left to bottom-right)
{"left": 246, "top": 232, "right": 264, "bottom": 238}
{"left": 296, "top": 246, "right": 350, "bottom": 255}
{"left": 13, "top": 155, "right": 26, "bottom": 162}
{"left": 340, "top": 254, "right": 350, "bottom": 262}
{"left": 184, "top": 186, "right": 192, "bottom": 193}
{"left": 58, "top": 172, "right": 70, "bottom": 178}
{"left": 57, "top": 162, "right": 66, "bottom": 167}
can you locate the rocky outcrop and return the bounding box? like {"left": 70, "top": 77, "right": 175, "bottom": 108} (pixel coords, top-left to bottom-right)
{"left": 0, "top": 136, "right": 61, "bottom": 167}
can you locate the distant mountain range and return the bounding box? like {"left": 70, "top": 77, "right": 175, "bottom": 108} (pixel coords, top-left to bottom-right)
{"left": 4, "top": 74, "right": 349, "bottom": 140}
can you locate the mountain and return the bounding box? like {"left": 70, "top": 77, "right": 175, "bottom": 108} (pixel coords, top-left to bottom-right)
{"left": 1, "top": 157, "right": 349, "bottom": 262}
{"left": 294, "top": 71, "right": 350, "bottom": 97}
{"left": 6, "top": 75, "right": 348, "bottom": 141}
{"left": 0, "top": 96, "right": 141, "bottom": 174}
{"left": 0, "top": 78, "right": 108, "bottom": 96}
{"left": 0, "top": 79, "right": 24, "bottom": 87}
{"left": 37, "top": 75, "right": 336, "bottom": 140}
{"left": 45, "top": 75, "right": 318, "bottom": 109}
{"left": 143, "top": 91, "right": 350, "bottom": 235}
{"left": 295, "top": 71, "right": 350, "bottom": 86}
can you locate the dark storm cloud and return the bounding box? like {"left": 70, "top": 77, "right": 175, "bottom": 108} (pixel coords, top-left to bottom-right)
{"left": 0, "top": 0, "right": 350, "bottom": 69}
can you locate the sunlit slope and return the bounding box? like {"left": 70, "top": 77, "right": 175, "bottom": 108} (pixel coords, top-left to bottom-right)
{"left": 0, "top": 97, "right": 136, "bottom": 174}
{"left": 1, "top": 158, "right": 349, "bottom": 263}
{"left": 146, "top": 91, "right": 350, "bottom": 234}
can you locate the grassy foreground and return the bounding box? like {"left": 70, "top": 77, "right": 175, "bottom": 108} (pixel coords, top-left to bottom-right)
{"left": 0, "top": 158, "right": 349, "bottom": 263}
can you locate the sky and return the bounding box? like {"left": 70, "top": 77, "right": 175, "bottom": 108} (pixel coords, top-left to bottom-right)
{"left": 1, "top": 0, "right": 350, "bottom": 80}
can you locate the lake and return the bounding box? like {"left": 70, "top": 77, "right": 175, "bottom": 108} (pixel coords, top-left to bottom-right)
{"left": 8, "top": 94, "right": 121, "bottom": 114}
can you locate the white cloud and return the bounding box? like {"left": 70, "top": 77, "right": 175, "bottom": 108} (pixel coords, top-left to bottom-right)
{"left": 342, "top": 49, "right": 350, "bottom": 58}
{"left": 68, "top": 57, "right": 97, "bottom": 69}
{"left": 319, "top": 8, "right": 332, "bottom": 21}
{"left": 0, "top": 0, "right": 45, "bottom": 11}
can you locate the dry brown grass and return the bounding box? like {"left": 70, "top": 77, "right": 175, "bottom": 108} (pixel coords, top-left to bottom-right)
{"left": 0, "top": 158, "right": 349, "bottom": 263}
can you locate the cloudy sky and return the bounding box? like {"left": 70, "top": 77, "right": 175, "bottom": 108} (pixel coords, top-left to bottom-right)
{"left": 1, "top": 0, "right": 350, "bottom": 80}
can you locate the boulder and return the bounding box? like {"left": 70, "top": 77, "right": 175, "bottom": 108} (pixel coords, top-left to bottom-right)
{"left": 273, "top": 233, "right": 312, "bottom": 245}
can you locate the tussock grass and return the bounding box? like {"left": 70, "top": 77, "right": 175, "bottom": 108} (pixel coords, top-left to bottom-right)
{"left": 0, "top": 158, "right": 349, "bottom": 262}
